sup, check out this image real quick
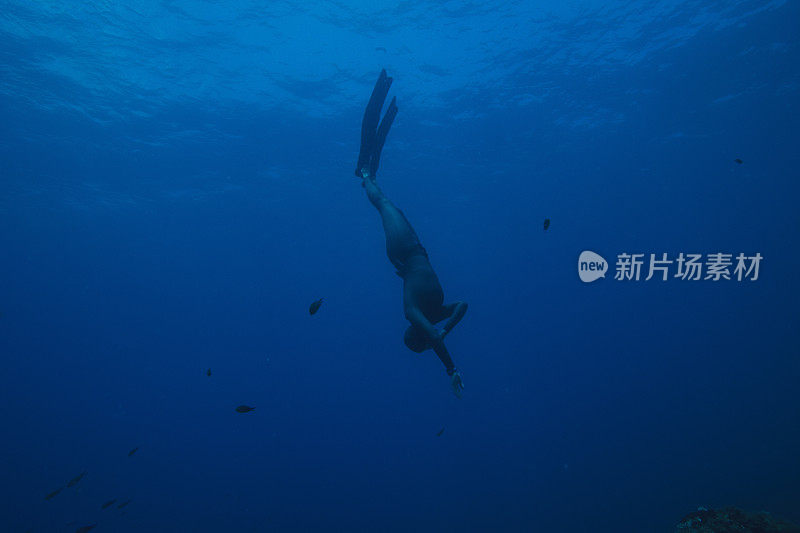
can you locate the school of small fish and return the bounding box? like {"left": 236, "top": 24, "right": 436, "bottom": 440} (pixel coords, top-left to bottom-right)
{"left": 30, "top": 287, "right": 481, "bottom": 531}
{"left": 40, "top": 454, "right": 135, "bottom": 531}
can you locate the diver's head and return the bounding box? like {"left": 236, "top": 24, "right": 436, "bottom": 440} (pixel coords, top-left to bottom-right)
{"left": 403, "top": 325, "right": 429, "bottom": 353}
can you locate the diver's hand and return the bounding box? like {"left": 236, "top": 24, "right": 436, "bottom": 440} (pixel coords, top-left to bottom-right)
{"left": 450, "top": 370, "right": 464, "bottom": 399}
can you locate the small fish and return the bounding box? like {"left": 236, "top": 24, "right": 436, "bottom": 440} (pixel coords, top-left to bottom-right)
{"left": 375, "top": 46, "right": 387, "bottom": 52}
{"left": 75, "top": 524, "right": 97, "bottom": 533}
{"left": 207, "top": 368, "right": 212, "bottom": 377}
{"left": 543, "top": 218, "right": 550, "bottom": 231}
{"left": 45, "top": 487, "right": 64, "bottom": 500}
{"left": 734, "top": 158, "right": 743, "bottom": 164}
{"left": 436, "top": 428, "right": 445, "bottom": 437}
{"left": 101, "top": 499, "right": 117, "bottom": 509}
{"left": 235, "top": 405, "right": 255, "bottom": 413}
{"left": 117, "top": 499, "right": 132, "bottom": 509}
{"left": 309, "top": 298, "right": 324, "bottom": 315}
{"left": 67, "top": 470, "right": 87, "bottom": 487}
{"left": 128, "top": 446, "right": 139, "bottom": 456}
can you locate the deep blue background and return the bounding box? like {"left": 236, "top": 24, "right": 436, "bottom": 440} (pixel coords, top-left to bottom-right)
{"left": 1, "top": 1, "right": 798, "bottom": 531}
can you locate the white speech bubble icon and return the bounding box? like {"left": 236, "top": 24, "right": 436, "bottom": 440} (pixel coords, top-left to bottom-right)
{"left": 578, "top": 251, "right": 607, "bottom": 282}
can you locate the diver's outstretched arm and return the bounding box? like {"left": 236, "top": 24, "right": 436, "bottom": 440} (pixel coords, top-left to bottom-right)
{"left": 408, "top": 305, "right": 464, "bottom": 397}
{"left": 405, "top": 306, "right": 456, "bottom": 374}
{"left": 441, "top": 302, "right": 468, "bottom": 339}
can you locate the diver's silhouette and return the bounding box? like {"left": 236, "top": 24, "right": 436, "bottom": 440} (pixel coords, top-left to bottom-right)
{"left": 355, "top": 70, "right": 467, "bottom": 398}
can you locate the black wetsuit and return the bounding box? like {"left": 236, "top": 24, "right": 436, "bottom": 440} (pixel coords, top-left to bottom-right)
{"left": 356, "top": 70, "right": 466, "bottom": 376}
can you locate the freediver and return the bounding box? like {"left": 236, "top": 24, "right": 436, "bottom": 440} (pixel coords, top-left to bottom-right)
{"left": 355, "top": 69, "right": 468, "bottom": 398}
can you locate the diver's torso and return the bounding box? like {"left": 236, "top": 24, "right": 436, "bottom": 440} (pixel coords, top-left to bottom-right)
{"left": 402, "top": 258, "right": 444, "bottom": 317}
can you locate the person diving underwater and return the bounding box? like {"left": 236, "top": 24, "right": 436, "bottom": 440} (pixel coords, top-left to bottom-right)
{"left": 355, "top": 69, "right": 468, "bottom": 398}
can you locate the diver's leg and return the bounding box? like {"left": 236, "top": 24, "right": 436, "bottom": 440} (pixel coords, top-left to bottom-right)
{"left": 363, "top": 177, "right": 419, "bottom": 261}
{"left": 363, "top": 177, "right": 413, "bottom": 236}
{"left": 355, "top": 70, "right": 392, "bottom": 177}
{"left": 362, "top": 173, "right": 389, "bottom": 210}
{"left": 369, "top": 96, "right": 398, "bottom": 177}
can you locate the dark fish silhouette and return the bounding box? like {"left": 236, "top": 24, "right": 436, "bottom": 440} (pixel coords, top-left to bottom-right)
{"left": 75, "top": 524, "right": 97, "bottom": 533}
{"left": 375, "top": 46, "right": 387, "bottom": 52}
{"left": 45, "top": 487, "right": 64, "bottom": 500}
{"left": 309, "top": 298, "right": 324, "bottom": 315}
{"left": 118, "top": 499, "right": 132, "bottom": 509}
{"left": 436, "top": 428, "right": 445, "bottom": 437}
{"left": 235, "top": 405, "right": 255, "bottom": 413}
{"left": 67, "top": 470, "right": 87, "bottom": 487}
{"left": 734, "top": 158, "right": 743, "bottom": 164}
{"left": 543, "top": 218, "right": 550, "bottom": 230}
{"left": 128, "top": 446, "right": 139, "bottom": 456}
{"left": 101, "top": 499, "right": 117, "bottom": 509}
{"left": 207, "top": 368, "right": 212, "bottom": 377}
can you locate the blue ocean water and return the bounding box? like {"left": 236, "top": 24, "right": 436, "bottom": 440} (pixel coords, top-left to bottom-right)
{"left": 1, "top": 1, "right": 798, "bottom": 531}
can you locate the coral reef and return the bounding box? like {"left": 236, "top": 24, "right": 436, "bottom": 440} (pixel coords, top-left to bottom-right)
{"left": 676, "top": 507, "right": 800, "bottom": 532}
